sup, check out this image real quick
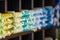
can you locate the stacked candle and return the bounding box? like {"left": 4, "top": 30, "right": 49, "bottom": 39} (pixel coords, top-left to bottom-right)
{"left": 13, "top": 12, "right": 23, "bottom": 33}
{"left": 42, "top": 7, "right": 53, "bottom": 27}
{"left": 0, "top": 13, "right": 5, "bottom": 39}
{"left": 34, "top": 8, "right": 43, "bottom": 29}
{"left": 2, "top": 13, "right": 14, "bottom": 36}
{"left": 27, "top": 10, "right": 35, "bottom": 31}
{"left": 53, "top": 3, "right": 60, "bottom": 26}
{"left": 34, "top": 7, "right": 53, "bottom": 29}
{"left": 22, "top": 10, "right": 35, "bottom": 32}
{"left": 0, "top": 6, "right": 58, "bottom": 39}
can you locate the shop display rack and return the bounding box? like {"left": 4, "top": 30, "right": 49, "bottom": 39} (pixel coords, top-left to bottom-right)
{"left": 0, "top": 0, "right": 56, "bottom": 40}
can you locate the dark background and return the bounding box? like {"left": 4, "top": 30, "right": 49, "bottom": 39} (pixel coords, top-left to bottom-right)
{"left": 0, "top": 1, "right": 5, "bottom": 13}
{"left": 8, "top": 0, "right": 19, "bottom": 12}
{"left": 0, "top": 0, "right": 55, "bottom": 13}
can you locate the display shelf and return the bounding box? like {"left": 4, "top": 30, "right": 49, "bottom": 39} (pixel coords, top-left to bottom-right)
{"left": 0, "top": 0, "right": 56, "bottom": 40}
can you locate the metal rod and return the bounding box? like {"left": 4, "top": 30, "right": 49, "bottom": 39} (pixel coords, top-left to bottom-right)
{"left": 19, "top": 36, "right": 22, "bottom": 40}
{"left": 32, "top": 32, "right": 34, "bottom": 40}
{"left": 32, "top": 0, "right": 34, "bottom": 9}
{"left": 5, "top": 0, "right": 7, "bottom": 12}
{"left": 42, "top": 29, "right": 45, "bottom": 40}
{"left": 19, "top": 0, "right": 21, "bottom": 11}
{"left": 42, "top": 0, "right": 44, "bottom": 7}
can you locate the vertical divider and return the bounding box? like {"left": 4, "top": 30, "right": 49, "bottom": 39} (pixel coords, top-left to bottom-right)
{"left": 5, "top": 0, "right": 7, "bottom": 12}
{"left": 42, "top": 0, "right": 44, "bottom": 7}
{"left": 32, "top": 32, "right": 34, "bottom": 40}
{"left": 56, "top": 29, "right": 58, "bottom": 40}
{"left": 21, "top": 0, "right": 22, "bottom": 10}
{"left": 19, "top": 0, "right": 21, "bottom": 11}
{"left": 42, "top": 29, "right": 45, "bottom": 40}
{"left": 19, "top": 36, "right": 22, "bottom": 40}
{"left": 32, "top": 0, "right": 33, "bottom": 9}
{"left": 42, "top": 0, "right": 45, "bottom": 40}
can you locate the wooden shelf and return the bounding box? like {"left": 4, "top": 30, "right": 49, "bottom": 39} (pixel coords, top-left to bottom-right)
{"left": 0, "top": 27, "right": 56, "bottom": 40}
{"left": 0, "top": 29, "right": 40, "bottom": 40}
